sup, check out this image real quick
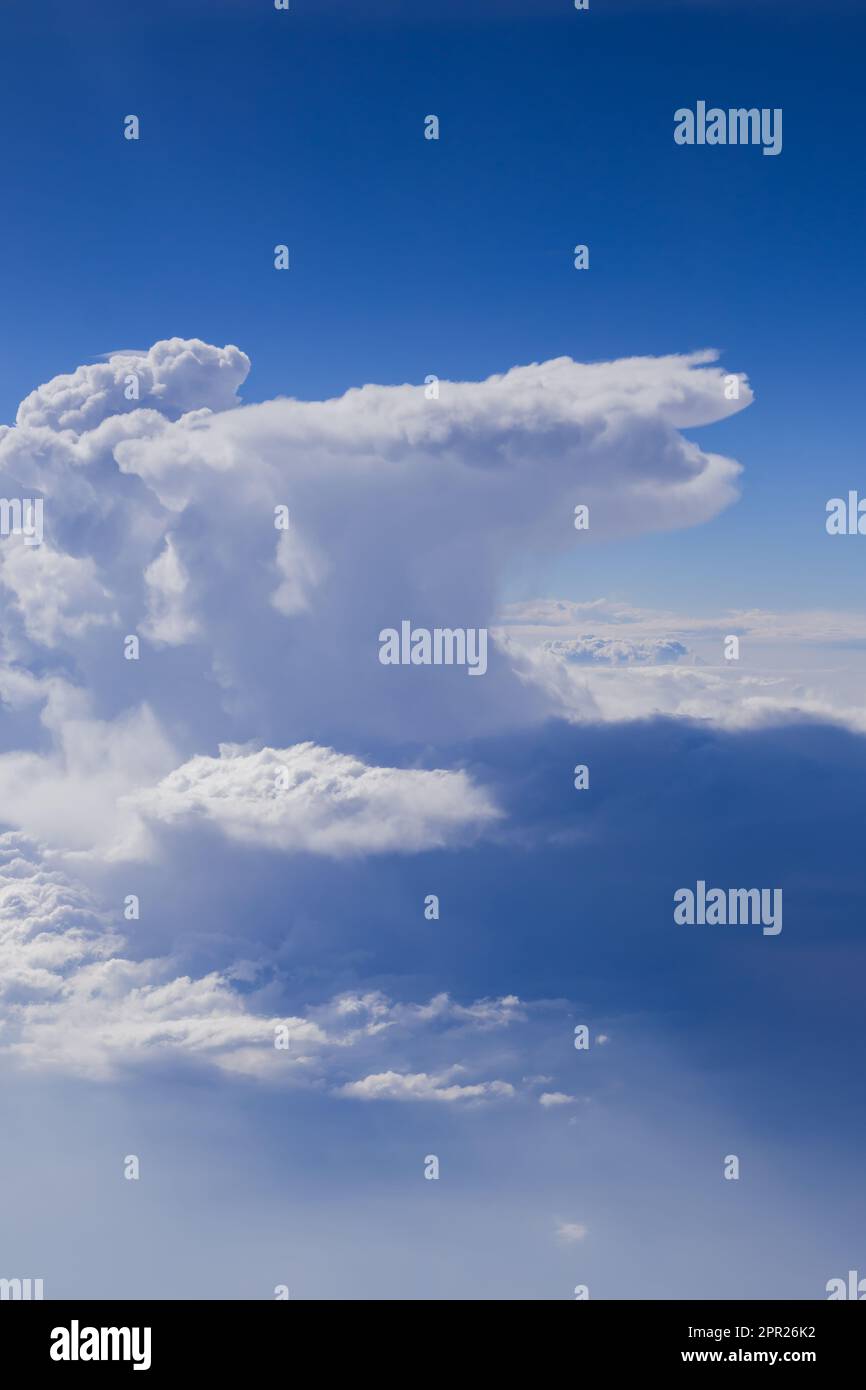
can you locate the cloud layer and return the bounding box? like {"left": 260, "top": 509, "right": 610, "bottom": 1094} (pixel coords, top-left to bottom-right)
{"left": 501, "top": 598, "right": 866, "bottom": 731}
{"left": 0, "top": 833, "right": 543, "bottom": 1089}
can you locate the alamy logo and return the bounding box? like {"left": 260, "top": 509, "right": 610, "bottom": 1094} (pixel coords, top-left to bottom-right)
{"left": 674, "top": 881, "right": 782, "bottom": 936}
{"left": 826, "top": 493, "right": 866, "bottom": 534}
{"left": 674, "top": 102, "right": 782, "bottom": 156}
{"left": 826, "top": 1270, "right": 866, "bottom": 1299}
{"left": 0, "top": 1277, "right": 43, "bottom": 1299}
{"left": 50, "top": 1321, "right": 152, "bottom": 1371}
{"left": 0, "top": 497, "right": 43, "bottom": 546}
{"left": 378, "top": 621, "right": 488, "bottom": 676}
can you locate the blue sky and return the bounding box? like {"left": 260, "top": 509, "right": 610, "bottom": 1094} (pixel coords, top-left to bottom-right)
{"left": 2, "top": 0, "right": 865, "bottom": 613}
{"left": 0, "top": 0, "right": 864, "bottom": 1299}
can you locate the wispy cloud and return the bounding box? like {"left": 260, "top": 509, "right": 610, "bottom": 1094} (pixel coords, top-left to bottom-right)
{"left": 555, "top": 1222, "right": 588, "bottom": 1243}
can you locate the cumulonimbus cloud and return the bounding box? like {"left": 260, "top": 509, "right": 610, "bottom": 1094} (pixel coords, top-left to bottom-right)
{"left": 0, "top": 337, "right": 751, "bottom": 750}
{"left": 0, "top": 336, "right": 758, "bottom": 867}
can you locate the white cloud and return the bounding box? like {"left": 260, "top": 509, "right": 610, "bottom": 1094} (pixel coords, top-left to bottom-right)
{"left": 2, "top": 338, "right": 864, "bottom": 882}
{"left": 0, "top": 338, "right": 753, "bottom": 745}
{"left": 539, "top": 1091, "right": 579, "bottom": 1107}
{"left": 411, "top": 992, "right": 524, "bottom": 1028}
{"left": 555, "top": 1222, "right": 588, "bottom": 1243}
{"left": 0, "top": 838, "right": 537, "bottom": 1082}
{"left": 0, "top": 670, "right": 498, "bottom": 860}
{"left": 270, "top": 529, "right": 329, "bottom": 617}
{"left": 0, "top": 833, "right": 118, "bottom": 1004}
{"left": 500, "top": 597, "right": 866, "bottom": 646}
{"left": 8, "top": 956, "right": 313, "bottom": 1082}
{"left": 133, "top": 741, "right": 501, "bottom": 857}
{"left": 0, "top": 679, "right": 177, "bottom": 858}
{"left": 500, "top": 599, "right": 866, "bottom": 732}
{"left": 141, "top": 535, "right": 200, "bottom": 644}
{"left": 0, "top": 833, "right": 292, "bottom": 1079}
{"left": 14, "top": 338, "right": 249, "bottom": 434}
{"left": 0, "top": 540, "right": 117, "bottom": 647}
{"left": 543, "top": 636, "right": 691, "bottom": 666}
{"left": 335, "top": 1069, "right": 516, "bottom": 1103}
{"left": 111, "top": 348, "right": 749, "bottom": 531}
